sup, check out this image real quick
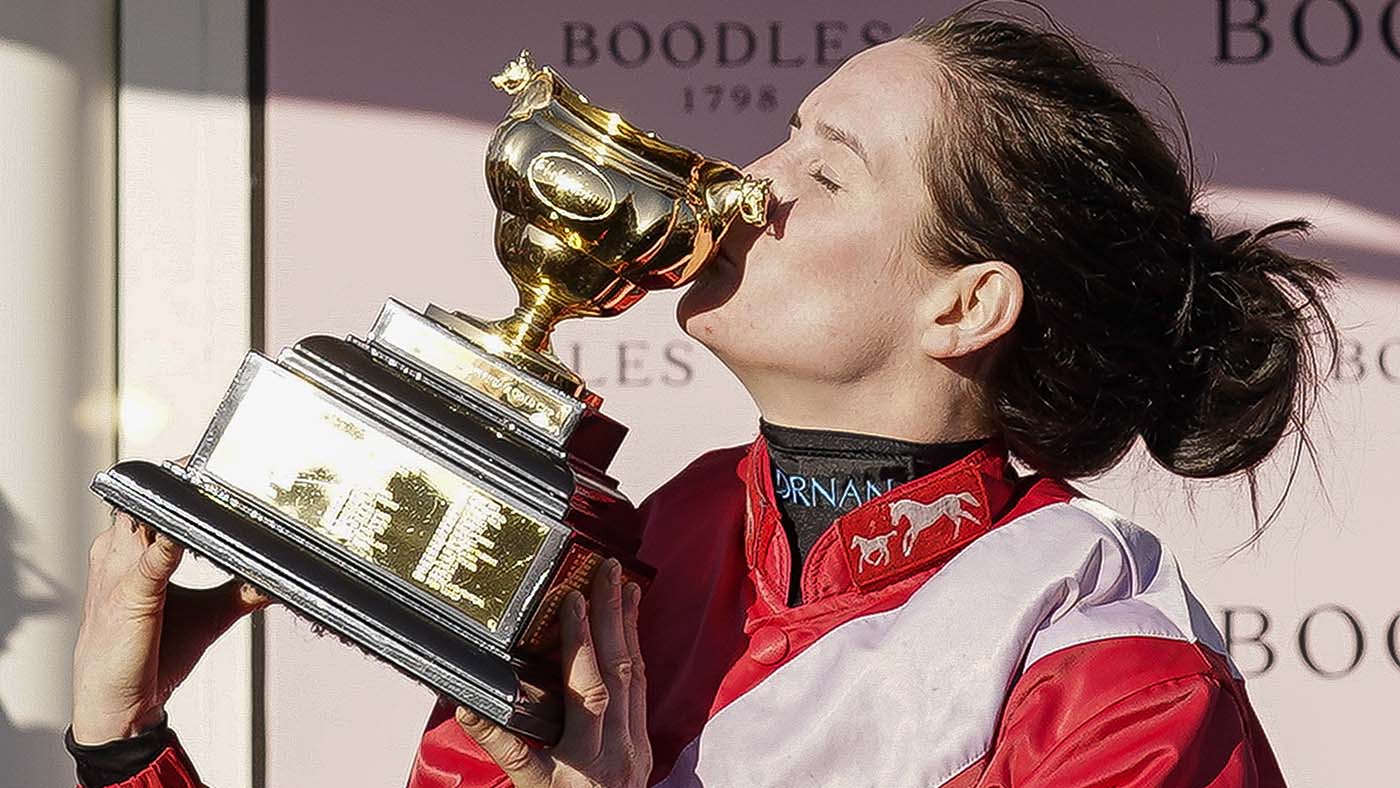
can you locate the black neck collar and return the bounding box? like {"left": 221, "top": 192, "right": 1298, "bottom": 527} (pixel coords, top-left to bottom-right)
{"left": 758, "top": 419, "right": 992, "bottom": 605}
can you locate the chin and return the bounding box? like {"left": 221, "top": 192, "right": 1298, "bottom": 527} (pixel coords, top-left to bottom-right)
{"left": 677, "top": 294, "right": 722, "bottom": 346}
{"left": 682, "top": 300, "right": 762, "bottom": 386}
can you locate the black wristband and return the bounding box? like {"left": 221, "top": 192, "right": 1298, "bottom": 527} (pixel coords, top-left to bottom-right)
{"left": 64, "top": 713, "right": 174, "bottom": 787}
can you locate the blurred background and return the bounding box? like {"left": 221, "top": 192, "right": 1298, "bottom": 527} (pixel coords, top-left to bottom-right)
{"left": 3, "top": 1, "right": 1396, "bottom": 785}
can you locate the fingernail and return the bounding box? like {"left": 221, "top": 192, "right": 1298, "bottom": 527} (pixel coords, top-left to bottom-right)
{"left": 607, "top": 558, "right": 621, "bottom": 585}
{"left": 625, "top": 582, "right": 641, "bottom": 607}
{"left": 567, "top": 590, "right": 585, "bottom": 620}
{"left": 455, "top": 706, "right": 480, "bottom": 726}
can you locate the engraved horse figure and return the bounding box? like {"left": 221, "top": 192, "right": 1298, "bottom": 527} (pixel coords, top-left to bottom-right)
{"left": 890, "top": 492, "right": 981, "bottom": 557}
{"left": 849, "top": 529, "right": 897, "bottom": 573}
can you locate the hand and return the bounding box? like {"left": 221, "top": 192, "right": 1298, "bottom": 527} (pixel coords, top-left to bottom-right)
{"left": 454, "top": 558, "right": 651, "bottom": 788}
{"left": 70, "top": 509, "right": 271, "bottom": 744}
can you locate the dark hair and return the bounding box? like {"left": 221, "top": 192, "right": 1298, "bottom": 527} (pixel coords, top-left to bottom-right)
{"left": 901, "top": 2, "right": 1339, "bottom": 534}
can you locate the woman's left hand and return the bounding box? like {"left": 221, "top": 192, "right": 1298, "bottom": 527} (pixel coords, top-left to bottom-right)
{"left": 455, "top": 557, "right": 652, "bottom": 788}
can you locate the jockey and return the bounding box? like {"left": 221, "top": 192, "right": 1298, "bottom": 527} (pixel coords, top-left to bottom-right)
{"left": 67, "top": 4, "right": 1335, "bottom": 787}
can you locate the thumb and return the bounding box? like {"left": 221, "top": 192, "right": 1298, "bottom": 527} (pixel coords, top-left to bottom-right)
{"left": 455, "top": 707, "right": 552, "bottom": 786}
{"left": 231, "top": 581, "right": 274, "bottom": 614}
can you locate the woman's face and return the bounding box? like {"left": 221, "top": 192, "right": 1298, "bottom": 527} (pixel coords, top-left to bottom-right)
{"left": 678, "top": 39, "right": 943, "bottom": 389}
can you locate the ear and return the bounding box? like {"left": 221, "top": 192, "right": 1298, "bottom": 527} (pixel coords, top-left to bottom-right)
{"left": 918, "top": 261, "right": 1023, "bottom": 360}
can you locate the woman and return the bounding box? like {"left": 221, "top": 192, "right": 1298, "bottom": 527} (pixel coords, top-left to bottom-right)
{"left": 68, "top": 4, "right": 1337, "bottom": 787}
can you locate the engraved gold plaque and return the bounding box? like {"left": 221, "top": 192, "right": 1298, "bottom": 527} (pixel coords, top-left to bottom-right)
{"left": 91, "top": 49, "right": 770, "bottom": 745}
{"left": 202, "top": 361, "right": 554, "bottom": 636}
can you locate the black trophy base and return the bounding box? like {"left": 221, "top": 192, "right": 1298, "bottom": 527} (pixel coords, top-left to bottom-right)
{"left": 92, "top": 459, "right": 564, "bottom": 744}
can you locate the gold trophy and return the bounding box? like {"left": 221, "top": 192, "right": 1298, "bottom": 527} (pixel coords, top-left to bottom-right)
{"left": 90, "top": 50, "right": 770, "bottom": 744}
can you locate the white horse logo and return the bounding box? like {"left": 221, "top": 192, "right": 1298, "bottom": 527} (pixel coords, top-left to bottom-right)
{"left": 890, "top": 492, "right": 981, "bottom": 557}
{"left": 849, "top": 530, "right": 896, "bottom": 573}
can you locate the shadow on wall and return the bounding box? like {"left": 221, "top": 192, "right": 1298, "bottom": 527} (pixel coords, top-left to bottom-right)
{"left": 0, "top": 491, "right": 81, "bottom": 785}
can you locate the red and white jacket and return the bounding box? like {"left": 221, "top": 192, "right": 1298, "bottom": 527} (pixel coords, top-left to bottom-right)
{"left": 100, "top": 437, "right": 1286, "bottom": 787}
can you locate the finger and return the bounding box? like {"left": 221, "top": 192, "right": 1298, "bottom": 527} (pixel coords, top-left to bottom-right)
{"left": 621, "top": 581, "right": 649, "bottom": 746}
{"left": 454, "top": 706, "right": 552, "bottom": 787}
{"left": 111, "top": 512, "right": 157, "bottom": 568}
{"left": 87, "top": 522, "right": 115, "bottom": 573}
{"left": 110, "top": 511, "right": 145, "bottom": 552}
{"left": 589, "top": 559, "right": 633, "bottom": 750}
{"left": 133, "top": 531, "right": 183, "bottom": 593}
{"left": 558, "top": 589, "right": 606, "bottom": 760}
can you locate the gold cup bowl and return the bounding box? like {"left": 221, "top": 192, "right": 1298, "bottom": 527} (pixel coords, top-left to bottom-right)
{"left": 461, "top": 50, "right": 771, "bottom": 395}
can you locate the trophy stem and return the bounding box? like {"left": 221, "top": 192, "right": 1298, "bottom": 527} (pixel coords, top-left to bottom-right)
{"left": 431, "top": 303, "right": 589, "bottom": 401}
{"left": 494, "top": 301, "right": 558, "bottom": 356}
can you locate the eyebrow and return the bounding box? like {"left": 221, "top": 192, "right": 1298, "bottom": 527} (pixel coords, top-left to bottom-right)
{"left": 789, "top": 109, "right": 871, "bottom": 173}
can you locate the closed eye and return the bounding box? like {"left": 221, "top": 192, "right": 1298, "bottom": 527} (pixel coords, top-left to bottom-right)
{"left": 807, "top": 162, "right": 841, "bottom": 194}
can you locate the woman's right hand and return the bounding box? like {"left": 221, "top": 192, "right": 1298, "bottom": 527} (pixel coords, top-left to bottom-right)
{"left": 454, "top": 557, "right": 653, "bottom": 788}
{"left": 70, "top": 509, "right": 271, "bottom": 744}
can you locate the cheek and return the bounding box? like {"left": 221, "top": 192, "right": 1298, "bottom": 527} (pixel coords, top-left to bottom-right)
{"left": 731, "top": 226, "right": 869, "bottom": 327}
{"left": 689, "top": 231, "right": 902, "bottom": 351}
{"left": 781, "top": 201, "right": 899, "bottom": 294}
{"left": 680, "top": 189, "right": 920, "bottom": 356}
{"left": 768, "top": 189, "right": 877, "bottom": 259}
{"left": 775, "top": 203, "right": 927, "bottom": 338}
